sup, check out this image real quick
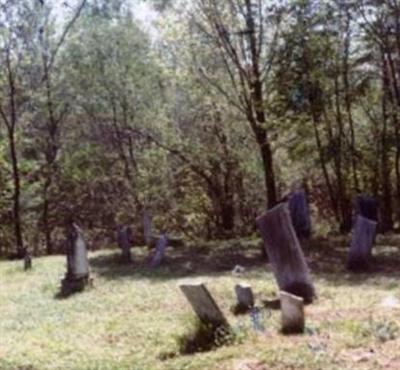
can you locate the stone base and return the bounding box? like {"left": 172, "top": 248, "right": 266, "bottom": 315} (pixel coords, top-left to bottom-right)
{"left": 61, "top": 275, "right": 92, "bottom": 296}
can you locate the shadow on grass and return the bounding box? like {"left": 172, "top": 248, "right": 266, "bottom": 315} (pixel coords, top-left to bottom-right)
{"left": 89, "top": 237, "right": 400, "bottom": 286}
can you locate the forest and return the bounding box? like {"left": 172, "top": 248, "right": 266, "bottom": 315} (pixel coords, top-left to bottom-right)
{"left": 4, "top": 1, "right": 400, "bottom": 370}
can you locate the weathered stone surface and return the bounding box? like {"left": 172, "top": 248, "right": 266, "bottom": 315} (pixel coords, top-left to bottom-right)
{"left": 256, "top": 203, "right": 315, "bottom": 304}
{"left": 280, "top": 291, "right": 305, "bottom": 334}
{"left": 288, "top": 189, "right": 311, "bottom": 239}
{"left": 61, "top": 223, "right": 90, "bottom": 295}
{"left": 354, "top": 194, "right": 378, "bottom": 222}
{"left": 180, "top": 283, "right": 229, "bottom": 330}
{"left": 234, "top": 283, "right": 254, "bottom": 314}
{"left": 149, "top": 234, "right": 168, "bottom": 268}
{"left": 347, "top": 215, "right": 377, "bottom": 271}
{"left": 117, "top": 225, "right": 133, "bottom": 262}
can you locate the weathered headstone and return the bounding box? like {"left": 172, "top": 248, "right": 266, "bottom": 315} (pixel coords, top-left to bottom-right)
{"left": 149, "top": 233, "right": 168, "bottom": 268}
{"left": 256, "top": 203, "right": 315, "bottom": 304}
{"left": 347, "top": 215, "right": 377, "bottom": 271}
{"left": 354, "top": 194, "right": 378, "bottom": 222}
{"left": 61, "top": 223, "right": 91, "bottom": 295}
{"left": 234, "top": 283, "right": 254, "bottom": 314}
{"left": 142, "top": 210, "right": 152, "bottom": 246}
{"left": 280, "top": 291, "right": 305, "bottom": 334}
{"left": 288, "top": 189, "right": 311, "bottom": 239}
{"left": 117, "top": 225, "right": 133, "bottom": 262}
{"left": 180, "top": 283, "right": 230, "bottom": 331}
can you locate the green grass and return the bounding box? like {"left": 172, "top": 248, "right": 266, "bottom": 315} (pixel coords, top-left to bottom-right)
{"left": 1, "top": 240, "right": 400, "bottom": 370}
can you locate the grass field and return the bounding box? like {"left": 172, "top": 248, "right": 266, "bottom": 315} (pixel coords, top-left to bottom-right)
{"left": 1, "top": 237, "right": 400, "bottom": 370}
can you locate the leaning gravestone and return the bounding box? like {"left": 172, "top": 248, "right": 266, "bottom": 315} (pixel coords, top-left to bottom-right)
{"left": 280, "top": 291, "right": 305, "bottom": 334}
{"left": 257, "top": 203, "right": 315, "bottom": 304}
{"left": 234, "top": 283, "right": 254, "bottom": 314}
{"left": 61, "top": 223, "right": 91, "bottom": 295}
{"left": 354, "top": 194, "right": 378, "bottom": 222}
{"left": 347, "top": 215, "right": 377, "bottom": 271}
{"left": 117, "top": 226, "right": 133, "bottom": 262}
{"left": 288, "top": 189, "right": 311, "bottom": 239}
{"left": 149, "top": 233, "right": 168, "bottom": 268}
{"left": 180, "top": 283, "right": 230, "bottom": 331}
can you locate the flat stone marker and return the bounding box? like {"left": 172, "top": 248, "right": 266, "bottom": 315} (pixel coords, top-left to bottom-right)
{"left": 288, "top": 189, "right": 311, "bottom": 239}
{"left": 234, "top": 283, "right": 254, "bottom": 314}
{"left": 117, "top": 225, "right": 133, "bottom": 262}
{"left": 280, "top": 291, "right": 305, "bottom": 334}
{"left": 149, "top": 233, "right": 168, "bottom": 268}
{"left": 180, "top": 283, "right": 229, "bottom": 330}
{"left": 347, "top": 215, "right": 377, "bottom": 271}
{"left": 257, "top": 203, "right": 315, "bottom": 304}
{"left": 61, "top": 223, "right": 91, "bottom": 295}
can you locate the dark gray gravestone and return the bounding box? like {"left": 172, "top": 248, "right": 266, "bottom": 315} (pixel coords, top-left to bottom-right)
{"left": 117, "top": 226, "right": 133, "bottom": 262}
{"left": 288, "top": 189, "right": 311, "bottom": 239}
{"left": 149, "top": 234, "right": 168, "bottom": 268}
{"left": 180, "top": 283, "right": 230, "bottom": 330}
{"left": 234, "top": 283, "right": 254, "bottom": 314}
{"left": 61, "top": 223, "right": 91, "bottom": 295}
{"left": 347, "top": 215, "right": 377, "bottom": 271}
{"left": 256, "top": 203, "right": 315, "bottom": 304}
{"left": 142, "top": 210, "right": 152, "bottom": 246}
{"left": 354, "top": 194, "right": 378, "bottom": 222}
{"left": 280, "top": 291, "right": 305, "bottom": 334}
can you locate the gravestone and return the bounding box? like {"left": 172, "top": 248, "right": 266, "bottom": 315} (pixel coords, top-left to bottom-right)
{"left": 61, "top": 223, "right": 91, "bottom": 295}
{"left": 142, "top": 210, "right": 152, "bottom": 246}
{"left": 256, "top": 203, "right": 315, "bottom": 304}
{"left": 280, "top": 291, "right": 305, "bottom": 334}
{"left": 288, "top": 189, "right": 311, "bottom": 239}
{"left": 234, "top": 283, "right": 254, "bottom": 314}
{"left": 149, "top": 233, "right": 168, "bottom": 268}
{"left": 117, "top": 225, "right": 133, "bottom": 262}
{"left": 354, "top": 194, "right": 378, "bottom": 222}
{"left": 180, "top": 283, "right": 230, "bottom": 331}
{"left": 24, "top": 250, "right": 32, "bottom": 270}
{"left": 347, "top": 215, "right": 377, "bottom": 271}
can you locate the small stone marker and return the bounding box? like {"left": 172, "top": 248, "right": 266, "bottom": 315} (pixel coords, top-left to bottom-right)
{"left": 117, "top": 225, "right": 133, "bottom": 262}
{"left": 347, "top": 215, "right": 377, "bottom": 271}
{"left": 149, "top": 233, "right": 168, "bottom": 268}
{"left": 280, "top": 291, "right": 305, "bottom": 334}
{"left": 234, "top": 283, "right": 254, "bottom": 314}
{"left": 256, "top": 203, "right": 315, "bottom": 303}
{"left": 288, "top": 189, "right": 311, "bottom": 239}
{"left": 61, "top": 222, "right": 91, "bottom": 295}
{"left": 180, "top": 283, "right": 229, "bottom": 330}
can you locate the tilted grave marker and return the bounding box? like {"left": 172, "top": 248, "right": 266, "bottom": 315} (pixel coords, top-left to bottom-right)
{"left": 257, "top": 203, "right": 315, "bottom": 304}
{"left": 347, "top": 215, "right": 377, "bottom": 271}
{"left": 288, "top": 189, "right": 311, "bottom": 239}
{"left": 180, "top": 283, "right": 230, "bottom": 331}
{"left": 280, "top": 291, "right": 305, "bottom": 334}
{"left": 149, "top": 233, "right": 168, "bottom": 268}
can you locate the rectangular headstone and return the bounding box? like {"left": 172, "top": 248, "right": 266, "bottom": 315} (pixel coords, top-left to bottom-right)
{"left": 280, "top": 291, "right": 305, "bottom": 334}
{"left": 347, "top": 215, "right": 377, "bottom": 271}
{"left": 149, "top": 234, "right": 168, "bottom": 268}
{"left": 180, "top": 283, "right": 229, "bottom": 330}
{"left": 234, "top": 283, "right": 254, "bottom": 314}
{"left": 257, "top": 203, "right": 315, "bottom": 303}
{"left": 288, "top": 189, "right": 311, "bottom": 239}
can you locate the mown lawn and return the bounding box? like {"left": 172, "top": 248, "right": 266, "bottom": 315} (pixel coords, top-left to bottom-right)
{"left": 1, "top": 237, "right": 400, "bottom": 370}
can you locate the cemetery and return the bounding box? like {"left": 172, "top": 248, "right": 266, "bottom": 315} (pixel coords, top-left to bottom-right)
{"left": 1, "top": 1, "right": 400, "bottom": 369}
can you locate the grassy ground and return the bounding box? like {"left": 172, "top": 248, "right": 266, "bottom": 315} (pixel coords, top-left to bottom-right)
{"left": 1, "top": 236, "right": 400, "bottom": 370}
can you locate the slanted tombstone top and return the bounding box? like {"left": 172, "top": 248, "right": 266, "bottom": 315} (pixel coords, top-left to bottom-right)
{"left": 66, "top": 223, "right": 89, "bottom": 279}
{"left": 149, "top": 233, "right": 168, "bottom": 268}
{"left": 288, "top": 189, "right": 311, "bottom": 239}
{"left": 347, "top": 215, "right": 377, "bottom": 271}
{"left": 180, "top": 283, "right": 229, "bottom": 330}
{"left": 280, "top": 291, "right": 305, "bottom": 334}
{"left": 354, "top": 194, "right": 378, "bottom": 222}
{"left": 257, "top": 202, "right": 315, "bottom": 303}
